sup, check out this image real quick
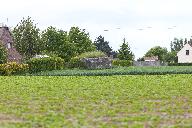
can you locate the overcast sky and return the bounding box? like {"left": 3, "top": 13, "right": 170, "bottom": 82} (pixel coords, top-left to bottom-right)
{"left": 1, "top": 0, "right": 192, "bottom": 59}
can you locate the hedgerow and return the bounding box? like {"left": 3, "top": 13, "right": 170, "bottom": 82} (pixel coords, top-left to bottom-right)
{"left": 27, "top": 57, "right": 64, "bottom": 73}
{"left": 0, "top": 62, "right": 28, "bottom": 75}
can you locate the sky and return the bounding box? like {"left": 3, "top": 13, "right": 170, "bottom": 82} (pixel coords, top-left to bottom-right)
{"left": 1, "top": 0, "right": 192, "bottom": 59}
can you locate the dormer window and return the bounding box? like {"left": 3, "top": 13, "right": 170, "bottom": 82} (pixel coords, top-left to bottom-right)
{"left": 7, "top": 42, "right": 12, "bottom": 49}
{"left": 186, "top": 50, "right": 189, "bottom": 55}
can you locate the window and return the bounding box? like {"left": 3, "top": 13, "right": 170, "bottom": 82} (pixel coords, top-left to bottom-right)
{"left": 186, "top": 50, "right": 189, "bottom": 55}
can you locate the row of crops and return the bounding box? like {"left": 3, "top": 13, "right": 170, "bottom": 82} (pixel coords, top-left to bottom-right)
{"left": 32, "top": 66, "right": 192, "bottom": 76}
{"left": 0, "top": 75, "right": 192, "bottom": 127}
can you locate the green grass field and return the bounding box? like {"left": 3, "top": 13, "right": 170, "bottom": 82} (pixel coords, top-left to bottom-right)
{"left": 1, "top": 75, "right": 192, "bottom": 127}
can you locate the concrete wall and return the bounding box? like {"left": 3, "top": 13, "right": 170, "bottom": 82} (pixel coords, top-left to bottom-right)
{"left": 177, "top": 43, "right": 192, "bottom": 63}
{"left": 81, "top": 57, "right": 112, "bottom": 69}
{"left": 133, "top": 61, "right": 168, "bottom": 66}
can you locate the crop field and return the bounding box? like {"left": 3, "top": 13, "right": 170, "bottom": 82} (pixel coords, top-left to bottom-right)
{"left": 32, "top": 66, "right": 192, "bottom": 76}
{"left": 0, "top": 75, "right": 192, "bottom": 127}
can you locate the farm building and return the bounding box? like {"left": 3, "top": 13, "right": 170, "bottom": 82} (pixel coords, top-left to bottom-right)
{"left": 0, "top": 26, "right": 22, "bottom": 63}
{"left": 177, "top": 43, "right": 192, "bottom": 63}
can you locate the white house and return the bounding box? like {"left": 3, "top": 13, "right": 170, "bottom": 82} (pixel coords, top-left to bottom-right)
{"left": 177, "top": 43, "right": 192, "bottom": 63}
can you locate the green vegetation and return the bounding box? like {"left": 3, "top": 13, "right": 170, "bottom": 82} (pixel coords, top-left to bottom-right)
{"left": 144, "top": 46, "right": 168, "bottom": 61}
{"left": 112, "top": 60, "right": 132, "bottom": 67}
{"left": 0, "top": 62, "right": 28, "bottom": 75}
{"left": 118, "top": 38, "right": 134, "bottom": 61}
{"left": 0, "top": 75, "right": 192, "bottom": 127}
{"left": 13, "top": 16, "right": 42, "bottom": 60}
{"left": 31, "top": 66, "right": 192, "bottom": 76}
{"left": 26, "top": 57, "right": 64, "bottom": 73}
{"left": 94, "top": 35, "right": 113, "bottom": 56}
{"left": 0, "top": 43, "right": 7, "bottom": 64}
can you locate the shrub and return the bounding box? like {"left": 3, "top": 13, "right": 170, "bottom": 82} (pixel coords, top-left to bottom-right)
{"left": 0, "top": 62, "right": 29, "bottom": 75}
{"left": 67, "top": 57, "right": 86, "bottom": 69}
{"left": 112, "top": 60, "right": 132, "bottom": 67}
{"left": 27, "top": 57, "right": 64, "bottom": 73}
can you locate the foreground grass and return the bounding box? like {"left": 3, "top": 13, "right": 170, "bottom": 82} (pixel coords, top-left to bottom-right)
{"left": 0, "top": 75, "right": 192, "bottom": 127}
{"left": 31, "top": 66, "right": 192, "bottom": 76}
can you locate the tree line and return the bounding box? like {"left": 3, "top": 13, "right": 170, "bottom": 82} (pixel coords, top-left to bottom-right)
{"left": 0, "top": 16, "right": 187, "bottom": 63}
{"left": 3, "top": 16, "right": 133, "bottom": 63}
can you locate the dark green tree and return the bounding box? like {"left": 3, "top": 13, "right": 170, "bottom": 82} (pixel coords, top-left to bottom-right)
{"left": 118, "top": 38, "right": 134, "bottom": 60}
{"left": 13, "top": 17, "right": 41, "bottom": 60}
{"left": 94, "top": 35, "right": 112, "bottom": 56}
{"left": 0, "top": 43, "right": 7, "bottom": 64}
{"left": 165, "top": 51, "right": 177, "bottom": 63}
{"left": 145, "top": 46, "right": 168, "bottom": 61}
{"left": 170, "top": 38, "right": 187, "bottom": 52}
{"left": 68, "top": 27, "right": 95, "bottom": 56}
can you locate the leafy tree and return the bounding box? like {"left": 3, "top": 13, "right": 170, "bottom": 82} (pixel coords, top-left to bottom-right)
{"left": 13, "top": 17, "right": 41, "bottom": 60}
{"left": 118, "top": 38, "right": 134, "bottom": 60}
{"left": 68, "top": 27, "right": 95, "bottom": 56}
{"left": 0, "top": 43, "right": 7, "bottom": 64}
{"left": 170, "top": 38, "right": 186, "bottom": 52}
{"left": 145, "top": 46, "right": 168, "bottom": 61}
{"left": 165, "top": 51, "right": 177, "bottom": 63}
{"left": 137, "top": 57, "right": 144, "bottom": 61}
{"left": 94, "top": 35, "right": 112, "bottom": 56}
{"left": 41, "top": 26, "right": 73, "bottom": 61}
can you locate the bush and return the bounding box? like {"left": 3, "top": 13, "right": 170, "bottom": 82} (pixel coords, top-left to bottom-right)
{"left": 0, "top": 62, "right": 29, "bottom": 75}
{"left": 67, "top": 57, "right": 86, "bottom": 69}
{"left": 27, "top": 57, "right": 64, "bottom": 73}
{"left": 112, "top": 60, "right": 132, "bottom": 67}
{"left": 168, "top": 63, "right": 192, "bottom": 66}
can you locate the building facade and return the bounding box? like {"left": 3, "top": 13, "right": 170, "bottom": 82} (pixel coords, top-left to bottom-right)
{"left": 0, "top": 26, "right": 22, "bottom": 63}
{"left": 177, "top": 43, "right": 192, "bottom": 63}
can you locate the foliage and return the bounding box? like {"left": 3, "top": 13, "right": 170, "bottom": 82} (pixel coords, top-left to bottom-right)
{"left": 0, "top": 43, "right": 7, "bottom": 64}
{"left": 31, "top": 66, "right": 192, "bottom": 76}
{"left": 94, "top": 35, "right": 112, "bottom": 56}
{"left": 67, "top": 57, "right": 86, "bottom": 69}
{"left": 165, "top": 51, "right": 177, "bottom": 63}
{"left": 112, "top": 60, "right": 132, "bottom": 67}
{"left": 1, "top": 75, "right": 192, "bottom": 127}
{"left": 145, "top": 46, "right": 168, "bottom": 61}
{"left": 118, "top": 38, "right": 134, "bottom": 60}
{"left": 170, "top": 38, "right": 188, "bottom": 52}
{"left": 0, "top": 62, "right": 28, "bottom": 75}
{"left": 68, "top": 27, "right": 96, "bottom": 56}
{"left": 26, "top": 57, "right": 64, "bottom": 73}
{"left": 137, "top": 57, "right": 144, "bottom": 61}
{"left": 13, "top": 17, "right": 41, "bottom": 60}
{"left": 41, "top": 26, "right": 72, "bottom": 61}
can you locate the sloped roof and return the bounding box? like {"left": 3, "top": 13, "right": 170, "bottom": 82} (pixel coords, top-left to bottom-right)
{"left": 0, "top": 28, "right": 4, "bottom": 39}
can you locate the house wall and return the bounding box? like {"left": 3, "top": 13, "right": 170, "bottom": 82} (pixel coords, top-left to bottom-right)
{"left": 177, "top": 44, "right": 192, "bottom": 63}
